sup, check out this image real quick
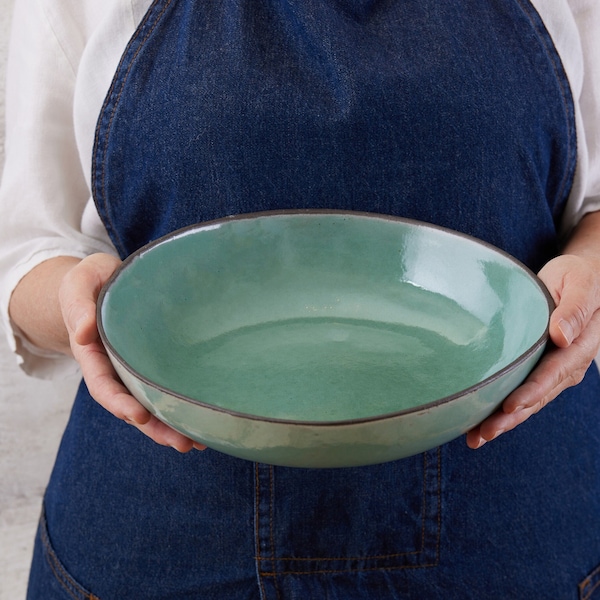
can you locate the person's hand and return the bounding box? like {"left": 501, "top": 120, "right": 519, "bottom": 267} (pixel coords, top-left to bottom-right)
{"left": 60, "top": 253, "right": 205, "bottom": 452}
{"left": 466, "top": 254, "right": 600, "bottom": 449}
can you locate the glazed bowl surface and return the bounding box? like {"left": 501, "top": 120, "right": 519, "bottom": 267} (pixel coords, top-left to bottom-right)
{"left": 98, "top": 211, "right": 552, "bottom": 467}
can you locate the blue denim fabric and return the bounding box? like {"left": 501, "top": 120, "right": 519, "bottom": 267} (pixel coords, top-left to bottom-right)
{"left": 93, "top": 0, "right": 575, "bottom": 271}
{"left": 28, "top": 0, "right": 600, "bottom": 598}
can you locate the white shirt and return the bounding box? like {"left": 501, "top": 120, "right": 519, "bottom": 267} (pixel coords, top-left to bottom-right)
{"left": 1, "top": 0, "right": 600, "bottom": 378}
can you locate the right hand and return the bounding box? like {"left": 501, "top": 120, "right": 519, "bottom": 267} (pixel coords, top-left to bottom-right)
{"left": 59, "top": 253, "right": 205, "bottom": 452}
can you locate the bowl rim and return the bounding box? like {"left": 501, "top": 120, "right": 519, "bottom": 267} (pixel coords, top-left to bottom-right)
{"left": 97, "top": 209, "right": 554, "bottom": 427}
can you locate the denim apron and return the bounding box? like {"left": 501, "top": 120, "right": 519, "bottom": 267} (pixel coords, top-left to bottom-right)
{"left": 28, "top": 1, "right": 600, "bottom": 598}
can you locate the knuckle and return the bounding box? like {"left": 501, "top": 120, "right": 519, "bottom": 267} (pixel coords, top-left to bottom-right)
{"left": 569, "top": 366, "right": 586, "bottom": 387}
{"left": 62, "top": 300, "right": 80, "bottom": 331}
{"left": 577, "top": 334, "right": 600, "bottom": 362}
{"left": 87, "top": 378, "right": 125, "bottom": 420}
{"left": 570, "top": 302, "right": 590, "bottom": 333}
{"left": 556, "top": 363, "right": 585, "bottom": 393}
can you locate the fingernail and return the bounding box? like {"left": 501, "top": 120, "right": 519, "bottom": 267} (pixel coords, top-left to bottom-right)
{"left": 492, "top": 428, "right": 505, "bottom": 440}
{"left": 124, "top": 415, "right": 142, "bottom": 426}
{"left": 193, "top": 442, "right": 207, "bottom": 451}
{"left": 558, "top": 319, "right": 574, "bottom": 345}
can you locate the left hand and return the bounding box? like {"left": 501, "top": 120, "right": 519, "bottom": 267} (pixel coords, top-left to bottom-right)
{"left": 466, "top": 253, "right": 600, "bottom": 449}
{"left": 60, "top": 254, "right": 206, "bottom": 453}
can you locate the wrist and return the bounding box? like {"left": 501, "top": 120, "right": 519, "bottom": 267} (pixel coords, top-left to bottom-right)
{"left": 9, "top": 256, "right": 82, "bottom": 355}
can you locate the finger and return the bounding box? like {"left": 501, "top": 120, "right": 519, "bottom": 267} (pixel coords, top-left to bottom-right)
{"left": 466, "top": 406, "right": 537, "bottom": 449}
{"left": 60, "top": 254, "right": 121, "bottom": 347}
{"left": 550, "top": 292, "right": 593, "bottom": 349}
{"left": 539, "top": 258, "right": 600, "bottom": 348}
{"left": 467, "top": 310, "right": 600, "bottom": 448}
{"left": 132, "top": 416, "right": 205, "bottom": 452}
{"left": 59, "top": 253, "right": 205, "bottom": 452}
{"left": 76, "top": 339, "right": 204, "bottom": 452}
{"left": 75, "top": 339, "right": 152, "bottom": 426}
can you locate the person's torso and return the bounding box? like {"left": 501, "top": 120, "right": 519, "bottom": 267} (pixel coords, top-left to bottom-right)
{"left": 92, "top": 0, "right": 576, "bottom": 271}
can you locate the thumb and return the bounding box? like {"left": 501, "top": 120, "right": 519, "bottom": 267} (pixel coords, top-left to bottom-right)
{"left": 538, "top": 254, "right": 600, "bottom": 349}
{"left": 60, "top": 253, "right": 122, "bottom": 347}
{"left": 548, "top": 284, "right": 596, "bottom": 349}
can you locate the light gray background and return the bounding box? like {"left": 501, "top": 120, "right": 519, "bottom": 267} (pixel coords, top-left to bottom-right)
{"left": 0, "top": 2, "right": 79, "bottom": 597}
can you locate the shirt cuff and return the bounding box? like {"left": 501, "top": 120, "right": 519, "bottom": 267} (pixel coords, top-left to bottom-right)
{"left": 0, "top": 248, "right": 90, "bottom": 379}
{"left": 6, "top": 317, "right": 81, "bottom": 379}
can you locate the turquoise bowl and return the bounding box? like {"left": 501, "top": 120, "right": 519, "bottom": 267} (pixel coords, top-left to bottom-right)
{"left": 98, "top": 211, "right": 552, "bottom": 467}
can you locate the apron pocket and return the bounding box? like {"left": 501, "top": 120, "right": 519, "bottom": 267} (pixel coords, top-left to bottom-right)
{"left": 33, "top": 508, "right": 101, "bottom": 600}
{"left": 255, "top": 447, "right": 441, "bottom": 577}
{"left": 580, "top": 565, "right": 600, "bottom": 600}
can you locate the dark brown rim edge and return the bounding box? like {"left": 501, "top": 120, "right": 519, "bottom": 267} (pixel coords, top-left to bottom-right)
{"left": 96, "top": 210, "right": 555, "bottom": 427}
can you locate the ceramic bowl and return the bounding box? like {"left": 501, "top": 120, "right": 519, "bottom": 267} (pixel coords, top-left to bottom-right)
{"left": 98, "top": 211, "right": 552, "bottom": 467}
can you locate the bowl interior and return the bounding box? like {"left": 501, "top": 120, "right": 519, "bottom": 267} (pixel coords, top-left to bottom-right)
{"left": 99, "top": 212, "right": 551, "bottom": 422}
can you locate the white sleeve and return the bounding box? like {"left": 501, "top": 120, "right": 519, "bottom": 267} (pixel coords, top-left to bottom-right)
{"left": 0, "top": 0, "right": 116, "bottom": 378}
{"left": 560, "top": 0, "right": 600, "bottom": 231}
{"left": 572, "top": 0, "right": 600, "bottom": 215}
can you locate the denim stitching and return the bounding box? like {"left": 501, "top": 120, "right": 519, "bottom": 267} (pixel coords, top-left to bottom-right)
{"left": 97, "top": 0, "right": 173, "bottom": 253}
{"left": 257, "top": 449, "right": 441, "bottom": 570}
{"left": 420, "top": 450, "right": 429, "bottom": 553}
{"left": 255, "top": 464, "right": 268, "bottom": 600}
{"left": 268, "top": 465, "right": 283, "bottom": 600}
{"left": 265, "top": 451, "right": 429, "bottom": 562}
{"left": 435, "top": 446, "right": 442, "bottom": 562}
{"left": 259, "top": 450, "right": 443, "bottom": 577}
{"left": 513, "top": 0, "right": 577, "bottom": 209}
{"left": 581, "top": 581, "right": 600, "bottom": 600}
{"left": 92, "top": 0, "right": 173, "bottom": 256}
{"left": 581, "top": 580, "right": 596, "bottom": 600}
{"left": 579, "top": 564, "right": 600, "bottom": 600}
{"left": 40, "top": 512, "right": 100, "bottom": 600}
{"left": 259, "top": 563, "right": 440, "bottom": 577}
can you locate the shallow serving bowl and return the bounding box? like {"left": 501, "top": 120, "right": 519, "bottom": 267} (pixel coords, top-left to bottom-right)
{"left": 98, "top": 211, "right": 552, "bottom": 468}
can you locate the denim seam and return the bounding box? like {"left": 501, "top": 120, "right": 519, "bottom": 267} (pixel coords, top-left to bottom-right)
{"left": 92, "top": 0, "right": 173, "bottom": 257}
{"left": 268, "top": 465, "right": 283, "bottom": 600}
{"left": 514, "top": 0, "right": 577, "bottom": 209}
{"left": 435, "top": 446, "right": 442, "bottom": 561}
{"left": 40, "top": 511, "right": 101, "bottom": 600}
{"left": 263, "top": 453, "right": 432, "bottom": 562}
{"left": 579, "top": 564, "right": 600, "bottom": 600}
{"left": 582, "top": 582, "right": 600, "bottom": 600}
{"left": 255, "top": 464, "right": 269, "bottom": 600}
{"left": 256, "top": 448, "right": 441, "bottom": 573}
{"left": 421, "top": 449, "right": 429, "bottom": 553}
{"left": 258, "top": 563, "right": 441, "bottom": 577}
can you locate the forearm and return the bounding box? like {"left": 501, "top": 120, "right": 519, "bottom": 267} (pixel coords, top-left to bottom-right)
{"left": 12, "top": 251, "right": 197, "bottom": 450}
{"left": 8, "top": 256, "right": 81, "bottom": 355}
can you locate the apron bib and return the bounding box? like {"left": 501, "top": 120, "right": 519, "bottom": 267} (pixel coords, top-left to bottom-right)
{"left": 29, "top": 1, "right": 600, "bottom": 599}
